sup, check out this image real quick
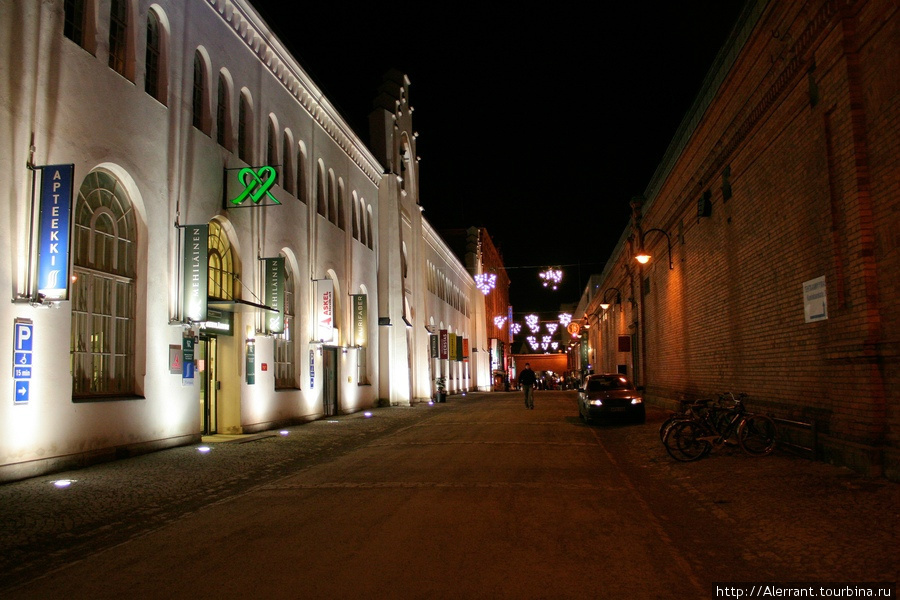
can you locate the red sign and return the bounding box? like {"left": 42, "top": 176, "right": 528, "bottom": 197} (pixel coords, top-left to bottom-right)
{"left": 439, "top": 330, "right": 448, "bottom": 359}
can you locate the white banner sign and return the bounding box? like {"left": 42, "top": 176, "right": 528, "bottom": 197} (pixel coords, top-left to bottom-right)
{"left": 316, "top": 279, "right": 334, "bottom": 342}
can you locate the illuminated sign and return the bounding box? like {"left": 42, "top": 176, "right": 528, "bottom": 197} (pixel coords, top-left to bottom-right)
{"left": 316, "top": 279, "right": 334, "bottom": 342}
{"left": 263, "top": 257, "right": 284, "bottom": 334}
{"left": 182, "top": 224, "right": 208, "bottom": 322}
{"left": 226, "top": 166, "right": 281, "bottom": 207}
{"left": 439, "top": 330, "right": 448, "bottom": 359}
{"left": 352, "top": 294, "right": 367, "bottom": 347}
{"left": 37, "top": 165, "right": 74, "bottom": 301}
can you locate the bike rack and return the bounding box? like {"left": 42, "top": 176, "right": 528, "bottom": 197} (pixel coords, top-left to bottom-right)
{"left": 771, "top": 416, "right": 818, "bottom": 461}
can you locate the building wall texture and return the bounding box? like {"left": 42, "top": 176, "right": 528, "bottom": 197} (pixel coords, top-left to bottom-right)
{"left": 586, "top": 0, "right": 899, "bottom": 478}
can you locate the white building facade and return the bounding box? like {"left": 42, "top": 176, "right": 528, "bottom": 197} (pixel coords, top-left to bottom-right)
{"left": 0, "top": 0, "right": 481, "bottom": 482}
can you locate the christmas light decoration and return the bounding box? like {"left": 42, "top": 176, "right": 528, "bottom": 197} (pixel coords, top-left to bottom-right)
{"left": 545, "top": 323, "right": 558, "bottom": 335}
{"left": 474, "top": 273, "right": 497, "bottom": 295}
{"left": 526, "top": 336, "right": 539, "bottom": 350}
{"left": 525, "top": 314, "right": 540, "bottom": 332}
{"left": 510, "top": 322, "right": 522, "bottom": 335}
{"left": 558, "top": 313, "right": 572, "bottom": 327}
{"left": 493, "top": 315, "right": 507, "bottom": 329}
{"left": 539, "top": 267, "right": 563, "bottom": 290}
{"left": 551, "top": 342, "right": 559, "bottom": 350}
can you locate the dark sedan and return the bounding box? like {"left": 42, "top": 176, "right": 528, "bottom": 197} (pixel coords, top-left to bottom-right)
{"left": 578, "top": 374, "right": 645, "bottom": 424}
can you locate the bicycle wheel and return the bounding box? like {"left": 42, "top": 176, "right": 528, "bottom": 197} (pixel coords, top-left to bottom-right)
{"left": 664, "top": 421, "right": 711, "bottom": 461}
{"left": 738, "top": 414, "right": 778, "bottom": 456}
{"left": 659, "top": 414, "right": 685, "bottom": 441}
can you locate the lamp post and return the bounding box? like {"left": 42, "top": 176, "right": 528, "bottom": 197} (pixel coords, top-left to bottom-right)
{"left": 635, "top": 228, "right": 674, "bottom": 270}
{"left": 599, "top": 287, "right": 622, "bottom": 310}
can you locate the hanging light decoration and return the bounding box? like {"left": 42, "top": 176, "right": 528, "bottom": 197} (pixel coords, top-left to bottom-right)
{"left": 474, "top": 272, "right": 497, "bottom": 295}
{"left": 525, "top": 314, "right": 540, "bottom": 332}
{"left": 526, "top": 336, "right": 539, "bottom": 350}
{"left": 539, "top": 267, "right": 563, "bottom": 290}
{"left": 545, "top": 323, "right": 558, "bottom": 335}
{"left": 493, "top": 315, "right": 507, "bottom": 329}
{"left": 558, "top": 313, "right": 572, "bottom": 327}
{"left": 551, "top": 342, "right": 559, "bottom": 350}
{"left": 510, "top": 322, "right": 522, "bottom": 335}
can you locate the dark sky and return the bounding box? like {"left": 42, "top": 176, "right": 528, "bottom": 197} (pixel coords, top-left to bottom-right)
{"left": 251, "top": 1, "right": 746, "bottom": 315}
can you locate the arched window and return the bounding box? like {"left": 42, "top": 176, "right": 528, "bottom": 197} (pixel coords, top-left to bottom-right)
{"left": 238, "top": 91, "right": 252, "bottom": 163}
{"left": 316, "top": 161, "right": 327, "bottom": 217}
{"left": 274, "top": 256, "right": 295, "bottom": 389}
{"left": 108, "top": 0, "right": 130, "bottom": 77}
{"left": 351, "top": 192, "right": 359, "bottom": 240}
{"left": 216, "top": 72, "right": 230, "bottom": 149}
{"left": 192, "top": 51, "right": 209, "bottom": 132}
{"left": 71, "top": 170, "right": 137, "bottom": 397}
{"left": 366, "top": 206, "right": 374, "bottom": 250}
{"left": 207, "top": 221, "right": 238, "bottom": 301}
{"left": 296, "top": 145, "right": 307, "bottom": 203}
{"left": 145, "top": 11, "right": 162, "bottom": 100}
{"left": 337, "top": 180, "right": 346, "bottom": 230}
{"left": 328, "top": 170, "right": 337, "bottom": 225}
{"left": 282, "top": 132, "right": 294, "bottom": 195}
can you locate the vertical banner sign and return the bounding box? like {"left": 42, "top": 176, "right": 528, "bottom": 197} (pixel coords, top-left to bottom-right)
{"left": 316, "top": 279, "right": 334, "bottom": 342}
{"left": 37, "top": 165, "right": 74, "bottom": 301}
{"left": 182, "top": 335, "right": 195, "bottom": 385}
{"left": 449, "top": 333, "right": 458, "bottom": 361}
{"left": 245, "top": 341, "right": 255, "bottom": 385}
{"left": 352, "top": 294, "right": 367, "bottom": 346}
{"left": 462, "top": 338, "right": 469, "bottom": 363}
{"left": 430, "top": 334, "right": 438, "bottom": 358}
{"left": 263, "top": 257, "right": 284, "bottom": 334}
{"left": 182, "top": 224, "right": 208, "bottom": 322}
{"left": 309, "top": 349, "right": 315, "bottom": 388}
{"left": 439, "top": 330, "right": 448, "bottom": 359}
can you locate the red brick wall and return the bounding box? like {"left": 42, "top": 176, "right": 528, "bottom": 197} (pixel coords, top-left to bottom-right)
{"left": 588, "top": 0, "right": 899, "bottom": 478}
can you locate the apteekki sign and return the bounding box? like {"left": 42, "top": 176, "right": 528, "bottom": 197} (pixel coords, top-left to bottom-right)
{"left": 37, "top": 164, "right": 75, "bottom": 301}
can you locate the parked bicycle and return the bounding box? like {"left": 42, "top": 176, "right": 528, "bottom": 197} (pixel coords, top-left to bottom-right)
{"left": 663, "top": 393, "right": 777, "bottom": 461}
{"left": 658, "top": 393, "right": 737, "bottom": 442}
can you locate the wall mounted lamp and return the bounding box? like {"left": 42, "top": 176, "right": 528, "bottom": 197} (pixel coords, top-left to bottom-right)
{"left": 599, "top": 288, "right": 622, "bottom": 310}
{"left": 635, "top": 228, "right": 674, "bottom": 269}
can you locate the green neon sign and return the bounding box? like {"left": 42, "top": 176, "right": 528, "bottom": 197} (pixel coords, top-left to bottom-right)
{"left": 230, "top": 166, "right": 280, "bottom": 206}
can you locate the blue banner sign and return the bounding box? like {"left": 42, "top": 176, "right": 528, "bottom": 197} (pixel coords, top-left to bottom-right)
{"left": 37, "top": 165, "right": 74, "bottom": 301}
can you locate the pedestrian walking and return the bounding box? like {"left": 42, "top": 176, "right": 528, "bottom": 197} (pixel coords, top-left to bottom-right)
{"left": 518, "top": 363, "right": 536, "bottom": 409}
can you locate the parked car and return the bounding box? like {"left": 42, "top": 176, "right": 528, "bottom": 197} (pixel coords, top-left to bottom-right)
{"left": 578, "top": 374, "right": 645, "bottom": 424}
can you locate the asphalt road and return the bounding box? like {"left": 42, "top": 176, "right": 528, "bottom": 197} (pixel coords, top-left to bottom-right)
{"left": 1, "top": 391, "right": 897, "bottom": 599}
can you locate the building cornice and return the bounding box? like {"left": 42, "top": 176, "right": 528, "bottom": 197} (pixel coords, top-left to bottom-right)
{"left": 208, "top": 0, "right": 384, "bottom": 185}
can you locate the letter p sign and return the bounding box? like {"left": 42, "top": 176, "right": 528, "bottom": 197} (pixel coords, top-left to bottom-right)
{"left": 15, "top": 322, "right": 33, "bottom": 352}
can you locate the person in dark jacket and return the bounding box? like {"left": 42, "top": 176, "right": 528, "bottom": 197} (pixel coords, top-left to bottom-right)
{"left": 518, "top": 363, "right": 537, "bottom": 409}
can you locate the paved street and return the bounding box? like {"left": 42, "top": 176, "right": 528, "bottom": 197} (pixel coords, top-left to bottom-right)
{"left": 1, "top": 391, "right": 897, "bottom": 599}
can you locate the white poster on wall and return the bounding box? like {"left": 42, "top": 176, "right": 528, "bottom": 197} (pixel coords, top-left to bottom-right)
{"left": 316, "top": 279, "right": 334, "bottom": 342}
{"left": 803, "top": 276, "right": 828, "bottom": 323}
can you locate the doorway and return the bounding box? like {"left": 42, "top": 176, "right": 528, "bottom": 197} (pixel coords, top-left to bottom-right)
{"left": 323, "top": 346, "right": 338, "bottom": 416}
{"left": 198, "top": 336, "right": 218, "bottom": 435}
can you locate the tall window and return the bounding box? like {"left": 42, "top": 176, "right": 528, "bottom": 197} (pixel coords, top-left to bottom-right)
{"left": 145, "top": 11, "right": 161, "bottom": 100}
{"left": 296, "top": 148, "right": 307, "bottom": 203}
{"left": 267, "top": 120, "right": 278, "bottom": 181}
{"left": 238, "top": 93, "right": 250, "bottom": 162}
{"left": 216, "top": 74, "right": 229, "bottom": 147}
{"left": 64, "top": 0, "right": 86, "bottom": 46}
{"left": 282, "top": 133, "right": 294, "bottom": 194}
{"left": 337, "top": 181, "right": 346, "bottom": 230}
{"left": 192, "top": 52, "right": 206, "bottom": 131}
{"left": 351, "top": 192, "right": 359, "bottom": 240}
{"left": 275, "top": 258, "right": 295, "bottom": 388}
{"left": 71, "top": 171, "right": 137, "bottom": 398}
{"left": 208, "top": 221, "right": 237, "bottom": 300}
{"left": 108, "top": 0, "right": 128, "bottom": 75}
{"left": 316, "top": 162, "right": 326, "bottom": 217}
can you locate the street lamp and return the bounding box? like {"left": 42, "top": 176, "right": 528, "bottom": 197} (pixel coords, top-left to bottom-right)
{"left": 599, "top": 287, "right": 622, "bottom": 310}
{"left": 635, "top": 228, "right": 674, "bottom": 269}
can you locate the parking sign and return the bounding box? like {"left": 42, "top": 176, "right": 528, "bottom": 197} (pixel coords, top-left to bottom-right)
{"left": 13, "top": 320, "right": 33, "bottom": 404}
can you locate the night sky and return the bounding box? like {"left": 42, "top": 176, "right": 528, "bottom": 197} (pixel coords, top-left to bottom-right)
{"left": 250, "top": 1, "right": 747, "bottom": 315}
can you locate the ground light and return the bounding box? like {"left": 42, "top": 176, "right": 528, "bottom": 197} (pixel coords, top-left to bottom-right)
{"left": 196, "top": 446, "right": 211, "bottom": 453}
{"left": 52, "top": 479, "right": 75, "bottom": 488}
{"left": 364, "top": 411, "right": 373, "bottom": 418}
{"left": 279, "top": 430, "right": 289, "bottom": 436}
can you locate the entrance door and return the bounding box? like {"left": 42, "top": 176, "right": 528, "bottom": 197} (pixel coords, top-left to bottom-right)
{"left": 322, "top": 347, "right": 338, "bottom": 416}
{"left": 198, "top": 336, "right": 218, "bottom": 435}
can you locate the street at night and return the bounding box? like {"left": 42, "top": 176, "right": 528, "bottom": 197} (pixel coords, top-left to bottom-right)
{"left": 1, "top": 391, "right": 896, "bottom": 598}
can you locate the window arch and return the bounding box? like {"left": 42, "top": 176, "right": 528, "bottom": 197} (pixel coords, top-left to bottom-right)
{"left": 274, "top": 254, "right": 296, "bottom": 389}
{"left": 366, "top": 205, "right": 374, "bottom": 250}
{"left": 216, "top": 70, "right": 232, "bottom": 149}
{"left": 208, "top": 221, "right": 238, "bottom": 300}
{"left": 327, "top": 169, "right": 337, "bottom": 225}
{"left": 296, "top": 143, "right": 308, "bottom": 203}
{"left": 316, "top": 161, "right": 327, "bottom": 217}
{"left": 144, "top": 8, "right": 167, "bottom": 104}
{"left": 71, "top": 170, "right": 137, "bottom": 397}
{"left": 238, "top": 90, "right": 253, "bottom": 163}
{"left": 266, "top": 116, "right": 278, "bottom": 176}
{"left": 337, "top": 179, "right": 346, "bottom": 230}
{"left": 192, "top": 49, "right": 211, "bottom": 134}
{"left": 282, "top": 131, "right": 295, "bottom": 195}
{"left": 351, "top": 191, "right": 359, "bottom": 240}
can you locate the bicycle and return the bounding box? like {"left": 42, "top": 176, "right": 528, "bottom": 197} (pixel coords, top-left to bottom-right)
{"left": 658, "top": 393, "right": 739, "bottom": 442}
{"left": 663, "top": 393, "right": 777, "bottom": 461}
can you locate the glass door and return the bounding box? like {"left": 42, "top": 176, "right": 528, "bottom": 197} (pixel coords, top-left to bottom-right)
{"left": 198, "top": 336, "right": 218, "bottom": 434}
